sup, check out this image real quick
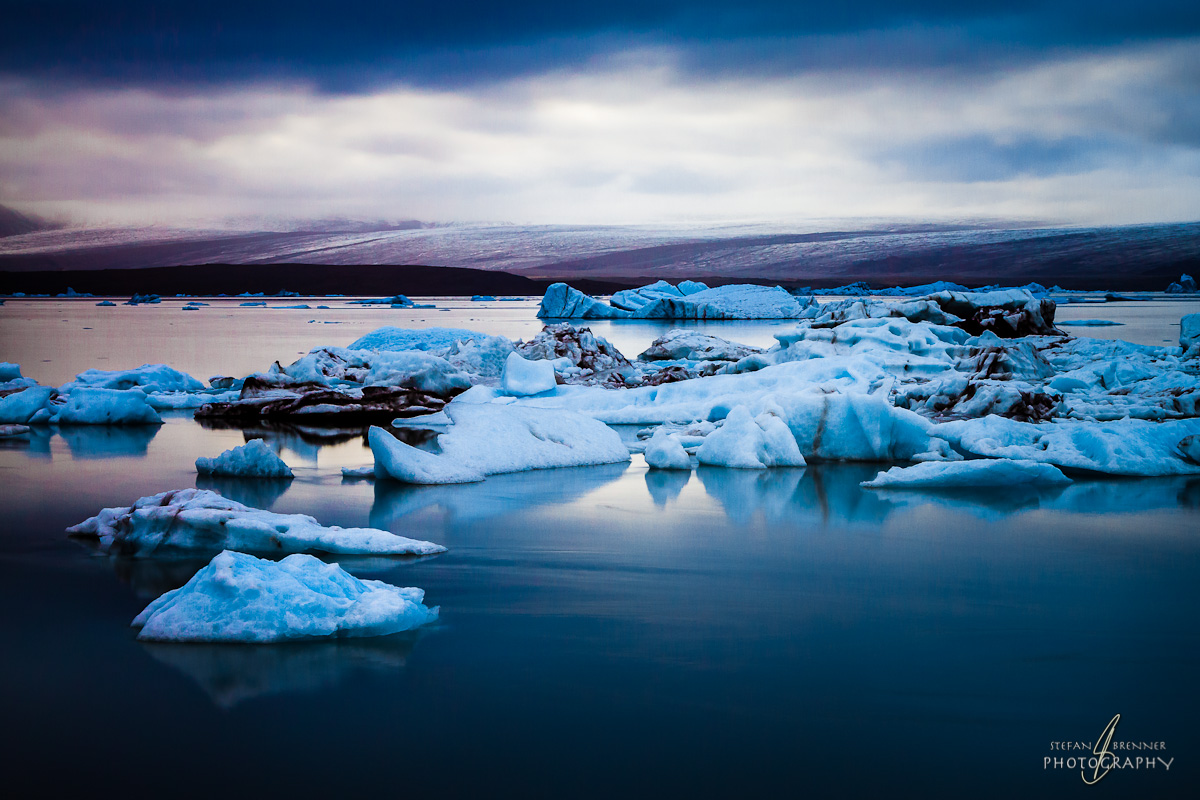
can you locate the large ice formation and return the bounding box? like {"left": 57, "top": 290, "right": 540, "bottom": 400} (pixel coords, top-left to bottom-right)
{"left": 67, "top": 488, "right": 446, "bottom": 556}
{"left": 132, "top": 551, "right": 439, "bottom": 642}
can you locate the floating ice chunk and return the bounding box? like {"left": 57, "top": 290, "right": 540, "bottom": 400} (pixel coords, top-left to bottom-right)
{"left": 539, "top": 281, "right": 807, "bottom": 319}
{"left": 1177, "top": 435, "right": 1200, "bottom": 464}
{"left": 538, "top": 283, "right": 631, "bottom": 318}
{"left": 936, "top": 416, "right": 1200, "bottom": 476}
{"left": 516, "top": 324, "right": 635, "bottom": 386}
{"left": 370, "top": 403, "right": 630, "bottom": 484}
{"left": 639, "top": 330, "right": 762, "bottom": 362}
{"left": 502, "top": 352, "right": 558, "bottom": 396}
{"left": 1057, "top": 319, "right": 1122, "bottom": 327}
{"left": 67, "top": 488, "right": 446, "bottom": 556}
{"left": 0, "top": 363, "right": 22, "bottom": 382}
{"left": 862, "top": 459, "right": 1071, "bottom": 488}
{"left": 59, "top": 364, "right": 205, "bottom": 395}
{"left": 96, "top": 300, "right": 116, "bottom": 306}
{"left": 696, "top": 405, "right": 806, "bottom": 469}
{"left": 610, "top": 280, "right": 684, "bottom": 312}
{"left": 131, "top": 551, "right": 439, "bottom": 643}
{"left": 638, "top": 284, "right": 808, "bottom": 319}
{"left": 644, "top": 428, "right": 692, "bottom": 470}
{"left": 779, "top": 393, "right": 947, "bottom": 462}
{"left": 471, "top": 295, "right": 496, "bottom": 301}
{"left": 369, "top": 426, "right": 485, "bottom": 484}
{"left": 49, "top": 388, "right": 162, "bottom": 425}
{"left": 1182, "top": 314, "right": 1200, "bottom": 357}
{"left": 239, "top": 301, "right": 267, "bottom": 307}
{"left": 0, "top": 386, "right": 53, "bottom": 424}
{"left": 349, "top": 326, "right": 493, "bottom": 352}
{"left": 341, "top": 465, "right": 376, "bottom": 479}
{"left": 195, "top": 439, "right": 294, "bottom": 478}
{"left": 0, "top": 423, "right": 30, "bottom": 437}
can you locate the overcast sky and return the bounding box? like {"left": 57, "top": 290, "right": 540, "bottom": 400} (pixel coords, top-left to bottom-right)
{"left": 1, "top": 2, "right": 1197, "bottom": 227}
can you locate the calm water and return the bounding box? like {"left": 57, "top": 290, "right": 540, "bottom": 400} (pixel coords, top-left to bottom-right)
{"left": 1, "top": 299, "right": 1198, "bottom": 797}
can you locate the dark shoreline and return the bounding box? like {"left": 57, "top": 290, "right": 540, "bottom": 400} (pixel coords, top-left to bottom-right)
{"left": 0, "top": 262, "right": 633, "bottom": 298}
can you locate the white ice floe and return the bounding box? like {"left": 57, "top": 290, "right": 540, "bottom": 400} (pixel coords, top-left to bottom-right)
{"left": 369, "top": 402, "right": 630, "bottom": 484}
{"left": 1182, "top": 314, "right": 1200, "bottom": 357}
{"left": 696, "top": 405, "right": 807, "bottom": 469}
{"left": 131, "top": 551, "right": 439, "bottom": 643}
{"left": 58, "top": 364, "right": 206, "bottom": 395}
{"left": 862, "top": 459, "right": 1071, "bottom": 488}
{"left": 195, "top": 439, "right": 294, "bottom": 478}
{"left": 539, "top": 281, "right": 809, "bottom": 319}
{"left": 643, "top": 428, "right": 692, "bottom": 470}
{"left": 1057, "top": 319, "right": 1122, "bottom": 327}
{"left": 639, "top": 330, "right": 762, "bottom": 363}
{"left": 502, "top": 352, "right": 557, "bottom": 396}
{"left": 49, "top": 387, "right": 163, "bottom": 425}
{"left": 0, "top": 386, "right": 53, "bottom": 424}
{"left": 341, "top": 465, "right": 376, "bottom": 479}
{"left": 1180, "top": 435, "right": 1200, "bottom": 464}
{"left": 277, "top": 347, "right": 473, "bottom": 395}
{"left": 67, "top": 488, "right": 446, "bottom": 556}
{"left": 936, "top": 416, "right": 1200, "bottom": 476}
{"left": 348, "top": 326, "right": 492, "bottom": 352}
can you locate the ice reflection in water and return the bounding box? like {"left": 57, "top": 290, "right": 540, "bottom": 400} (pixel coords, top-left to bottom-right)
{"left": 141, "top": 632, "right": 423, "bottom": 709}
{"left": 369, "top": 462, "right": 630, "bottom": 529}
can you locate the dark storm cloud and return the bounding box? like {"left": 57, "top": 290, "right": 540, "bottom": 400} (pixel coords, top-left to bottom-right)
{"left": 2, "top": 1, "right": 1198, "bottom": 91}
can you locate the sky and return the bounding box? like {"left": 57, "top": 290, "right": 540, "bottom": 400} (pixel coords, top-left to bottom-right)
{"left": 0, "top": 2, "right": 1198, "bottom": 228}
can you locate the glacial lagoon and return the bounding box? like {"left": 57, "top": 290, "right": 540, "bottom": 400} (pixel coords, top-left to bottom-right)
{"left": 1, "top": 296, "right": 1198, "bottom": 797}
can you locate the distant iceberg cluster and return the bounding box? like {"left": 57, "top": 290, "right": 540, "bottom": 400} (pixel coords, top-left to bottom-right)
{"left": 21, "top": 284, "right": 1199, "bottom": 645}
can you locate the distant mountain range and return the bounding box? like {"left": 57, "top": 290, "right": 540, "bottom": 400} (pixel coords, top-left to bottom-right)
{"left": 1, "top": 211, "right": 1197, "bottom": 292}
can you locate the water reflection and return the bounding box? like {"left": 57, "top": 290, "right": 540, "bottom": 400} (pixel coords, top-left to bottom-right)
{"left": 195, "top": 475, "right": 293, "bottom": 510}
{"left": 643, "top": 470, "right": 691, "bottom": 507}
{"left": 370, "top": 462, "right": 629, "bottom": 528}
{"left": 141, "top": 632, "right": 422, "bottom": 709}
{"left": 196, "top": 418, "right": 365, "bottom": 464}
{"left": 690, "top": 463, "right": 1200, "bottom": 526}
{"left": 57, "top": 424, "right": 160, "bottom": 458}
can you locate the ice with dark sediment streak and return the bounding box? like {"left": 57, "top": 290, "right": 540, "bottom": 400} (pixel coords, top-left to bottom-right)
{"left": 131, "top": 551, "right": 439, "bottom": 643}
{"left": 66, "top": 488, "right": 446, "bottom": 556}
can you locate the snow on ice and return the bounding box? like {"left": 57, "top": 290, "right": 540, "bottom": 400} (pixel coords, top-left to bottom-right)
{"left": 132, "top": 550, "right": 439, "bottom": 643}
{"left": 67, "top": 488, "right": 446, "bottom": 556}
{"left": 195, "top": 439, "right": 294, "bottom": 478}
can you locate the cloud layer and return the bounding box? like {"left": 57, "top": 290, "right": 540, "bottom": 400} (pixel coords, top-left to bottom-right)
{"left": 1, "top": 4, "right": 1197, "bottom": 226}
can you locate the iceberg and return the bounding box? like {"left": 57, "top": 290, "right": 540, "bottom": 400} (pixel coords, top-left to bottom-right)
{"left": 643, "top": 428, "right": 692, "bottom": 470}
{"left": 369, "top": 403, "right": 630, "bottom": 484}
{"left": 639, "top": 330, "right": 762, "bottom": 363}
{"left": 348, "top": 326, "right": 492, "bottom": 352}
{"left": 936, "top": 416, "right": 1200, "bottom": 476}
{"left": 132, "top": 551, "right": 439, "bottom": 643}
{"left": 195, "top": 439, "right": 294, "bottom": 478}
{"left": 862, "top": 459, "right": 1071, "bottom": 488}
{"left": 58, "top": 364, "right": 206, "bottom": 395}
{"left": 1182, "top": 313, "right": 1200, "bottom": 357}
{"left": 502, "top": 352, "right": 557, "bottom": 396}
{"left": 49, "top": 387, "right": 163, "bottom": 425}
{"left": 538, "top": 281, "right": 808, "bottom": 320}
{"left": 67, "top": 488, "right": 447, "bottom": 556}
{"left": 0, "top": 423, "right": 30, "bottom": 438}
{"left": 0, "top": 386, "right": 53, "bottom": 424}
{"left": 516, "top": 324, "right": 637, "bottom": 386}
{"left": 696, "top": 405, "right": 806, "bottom": 469}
